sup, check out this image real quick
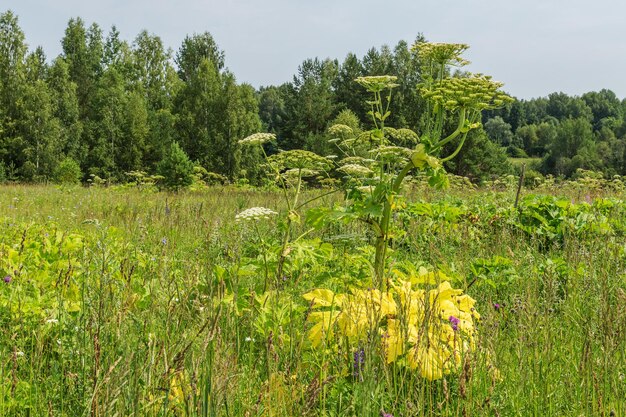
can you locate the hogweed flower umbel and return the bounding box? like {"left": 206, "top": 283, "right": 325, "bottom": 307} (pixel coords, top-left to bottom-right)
{"left": 238, "top": 132, "right": 276, "bottom": 146}
{"left": 235, "top": 207, "right": 278, "bottom": 222}
{"left": 354, "top": 75, "right": 399, "bottom": 93}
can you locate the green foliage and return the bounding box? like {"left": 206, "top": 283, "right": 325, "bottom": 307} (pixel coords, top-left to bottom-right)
{"left": 445, "top": 129, "right": 513, "bottom": 182}
{"left": 54, "top": 157, "right": 82, "bottom": 184}
{"left": 1, "top": 184, "right": 626, "bottom": 416}
{"left": 157, "top": 141, "right": 193, "bottom": 190}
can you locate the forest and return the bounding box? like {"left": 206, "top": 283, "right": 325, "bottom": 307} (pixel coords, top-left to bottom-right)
{"left": 1, "top": 9, "right": 625, "bottom": 187}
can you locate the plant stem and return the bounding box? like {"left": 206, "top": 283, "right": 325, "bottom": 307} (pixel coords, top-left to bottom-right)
{"left": 373, "top": 161, "right": 414, "bottom": 289}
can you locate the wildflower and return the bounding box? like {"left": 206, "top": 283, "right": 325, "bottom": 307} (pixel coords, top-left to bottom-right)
{"left": 267, "top": 150, "right": 331, "bottom": 171}
{"left": 3, "top": 275, "right": 11, "bottom": 283}
{"left": 449, "top": 315, "right": 460, "bottom": 331}
{"left": 353, "top": 347, "right": 365, "bottom": 380}
{"left": 381, "top": 413, "right": 394, "bottom": 417}
{"left": 238, "top": 132, "right": 275, "bottom": 146}
{"left": 338, "top": 164, "right": 373, "bottom": 177}
{"left": 328, "top": 124, "right": 353, "bottom": 137}
{"left": 413, "top": 42, "right": 470, "bottom": 67}
{"left": 235, "top": 207, "right": 278, "bottom": 222}
{"left": 161, "top": 237, "right": 167, "bottom": 246}
{"left": 355, "top": 75, "right": 399, "bottom": 92}
{"left": 46, "top": 319, "right": 59, "bottom": 324}
{"left": 493, "top": 302, "right": 502, "bottom": 311}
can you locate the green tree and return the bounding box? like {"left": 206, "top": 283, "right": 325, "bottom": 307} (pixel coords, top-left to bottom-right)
{"left": 174, "top": 57, "right": 222, "bottom": 168}
{"left": 222, "top": 80, "right": 262, "bottom": 180}
{"left": 390, "top": 38, "right": 425, "bottom": 128}
{"left": 175, "top": 32, "right": 224, "bottom": 82}
{"left": 283, "top": 58, "right": 338, "bottom": 150}
{"left": 582, "top": 89, "right": 623, "bottom": 130}
{"left": 25, "top": 46, "right": 47, "bottom": 83}
{"left": 61, "top": 18, "right": 103, "bottom": 116}
{"left": 47, "top": 58, "right": 84, "bottom": 161}
{"left": 0, "top": 10, "right": 27, "bottom": 167}
{"left": 132, "top": 30, "right": 180, "bottom": 170}
{"left": 445, "top": 129, "right": 512, "bottom": 182}
{"left": 157, "top": 141, "right": 193, "bottom": 190}
{"left": 546, "top": 92, "right": 592, "bottom": 121}
{"left": 542, "top": 117, "right": 596, "bottom": 176}
{"left": 258, "top": 84, "right": 288, "bottom": 136}
{"left": 21, "top": 78, "right": 61, "bottom": 179}
{"left": 484, "top": 116, "right": 514, "bottom": 146}
{"left": 133, "top": 30, "right": 172, "bottom": 109}
{"left": 334, "top": 53, "right": 367, "bottom": 121}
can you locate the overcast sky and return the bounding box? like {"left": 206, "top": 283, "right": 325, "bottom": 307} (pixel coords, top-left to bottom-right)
{"left": 5, "top": 0, "right": 626, "bottom": 100}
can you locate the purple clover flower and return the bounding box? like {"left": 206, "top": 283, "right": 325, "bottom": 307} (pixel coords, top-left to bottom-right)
{"left": 493, "top": 302, "right": 502, "bottom": 311}
{"left": 449, "top": 315, "right": 460, "bottom": 331}
{"left": 3, "top": 275, "right": 11, "bottom": 283}
{"left": 381, "top": 413, "right": 394, "bottom": 417}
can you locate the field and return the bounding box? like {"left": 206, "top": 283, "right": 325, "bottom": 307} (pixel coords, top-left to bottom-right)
{"left": 1, "top": 181, "right": 626, "bottom": 416}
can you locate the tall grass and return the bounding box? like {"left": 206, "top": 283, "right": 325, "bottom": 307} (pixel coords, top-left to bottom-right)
{"left": 0, "top": 184, "right": 625, "bottom": 416}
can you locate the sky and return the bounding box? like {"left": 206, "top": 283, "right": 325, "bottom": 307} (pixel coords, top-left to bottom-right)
{"left": 4, "top": 0, "right": 626, "bottom": 100}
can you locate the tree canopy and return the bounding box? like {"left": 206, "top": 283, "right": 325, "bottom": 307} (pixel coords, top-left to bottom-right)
{"left": 1, "top": 9, "right": 625, "bottom": 184}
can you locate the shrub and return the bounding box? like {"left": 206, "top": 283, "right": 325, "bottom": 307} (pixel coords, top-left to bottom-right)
{"left": 19, "top": 161, "right": 37, "bottom": 182}
{"left": 54, "top": 157, "right": 82, "bottom": 185}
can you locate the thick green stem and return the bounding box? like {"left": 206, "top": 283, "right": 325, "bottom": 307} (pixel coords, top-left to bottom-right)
{"left": 433, "top": 107, "right": 467, "bottom": 151}
{"left": 440, "top": 132, "right": 469, "bottom": 163}
{"left": 254, "top": 222, "right": 270, "bottom": 293}
{"left": 261, "top": 146, "right": 292, "bottom": 211}
{"left": 373, "top": 161, "right": 414, "bottom": 289}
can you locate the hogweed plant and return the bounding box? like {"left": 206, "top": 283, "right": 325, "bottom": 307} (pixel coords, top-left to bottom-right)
{"left": 238, "top": 133, "right": 333, "bottom": 287}
{"left": 301, "top": 42, "right": 511, "bottom": 392}
{"left": 319, "top": 42, "right": 513, "bottom": 289}
{"left": 238, "top": 42, "right": 512, "bottom": 393}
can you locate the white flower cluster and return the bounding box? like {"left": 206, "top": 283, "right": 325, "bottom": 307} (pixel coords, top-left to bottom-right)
{"left": 238, "top": 132, "right": 276, "bottom": 146}
{"left": 328, "top": 124, "right": 353, "bottom": 137}
{"left": 235, "top": 207, "right": 278, "bottom": 222}
{"left": 338, "top": 164, "right": 374, "bottom": 177}
{"left": 282, "top": 168, "right": 319, "bottom": 179}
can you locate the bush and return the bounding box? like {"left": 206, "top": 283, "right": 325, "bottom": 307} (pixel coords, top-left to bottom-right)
{"left": 507, "top": 145, "right": 528, "bottom": 158}
{"left": 524, "top": 169, "right": 544, "bottom": 188}
{"left": 19, "top": 161, "right": 37, "bottom": 182}
{"left": 54, "top": 157, "right": 82, "bottom": 185}
{"left": 157, "top": 142, "right": 194, "bottom": 191}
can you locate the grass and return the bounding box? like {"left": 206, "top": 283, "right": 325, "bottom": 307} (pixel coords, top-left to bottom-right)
{"left": 0, "top": 183, "right": 625, "bottom": 416}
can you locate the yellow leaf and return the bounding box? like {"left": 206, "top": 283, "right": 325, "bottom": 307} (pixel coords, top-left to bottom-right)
{"left": 454, "top": 294, "right": 476, "bottom": 312}
{"left": 307, "top": 311, "right": 339, "bottom": 347}
{"left": 383, "top": 319, "right": 405, "bottom": 364}
{"left": 303, "top": 288, "right": 340, "bottom": 307}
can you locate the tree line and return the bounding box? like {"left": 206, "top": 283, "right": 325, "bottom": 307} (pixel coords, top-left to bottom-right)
{"left": 483, "top": 91, "right": 626, "bottom": 178}
{"left": 1, "top": 10, "right": 625, "bottom": 185}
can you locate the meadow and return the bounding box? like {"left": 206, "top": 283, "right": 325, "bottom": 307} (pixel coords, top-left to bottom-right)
{"left": 1, "top": 177, "right": 625, "bottom": 417}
